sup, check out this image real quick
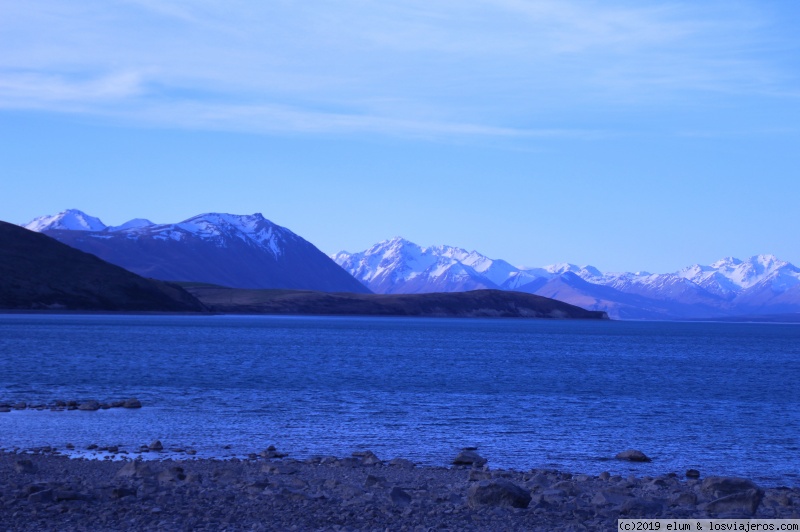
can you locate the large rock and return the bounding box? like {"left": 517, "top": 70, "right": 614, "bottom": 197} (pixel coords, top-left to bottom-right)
{"left": 453, "top": 449, "right": 487, "bottom": 467}
{"left": 615, "top": 449, "right": 651, "bottom": 462}
{"left": 701, "top": 476, "right": 760, "bottom": 498}
{"left": 123, "top": 398, "right": 142, "bottom": 409}
{"left": 620, "top": 497, "right": 664, "bottom": 516}
{"left": 78, "top": 400, "right": 101, "bottom": 411}
{"left": 115, "top": 460, "right": 155, "bottom": 479}
{"left": 352, "top": 450, "right": 381, "bottom": 466}
{"left": 670, "top": 492, "right": 697, "bottom": 507}
{"left": 390, "top": 487, "right": 412, "bottom": 507}
{"left": 706, "top": 489, "right": 763, "bottom": 516}
{"left": 467, "top": 479, "right": 532, "bottom": 509}
{"left": 591, "top": 489, "right": 632, "bottom": 507}
{"left": 14, "top": 459, "right": 37, "bottom": 474}
{"left": 157, "top": 467, "right": 187, "bottom": 486}
{"left": 388, "top": 458, "right": 416, "bottom": 469}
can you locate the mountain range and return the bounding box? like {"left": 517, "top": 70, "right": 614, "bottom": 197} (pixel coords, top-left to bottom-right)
{"left": 333, "top": 238, "right": 800, "bottom": 320}
{"left": 25, "top": 209, "right": 370, "bottom": 294}
{"left": 19, "top": 210, "right": 800, "bottom": 320}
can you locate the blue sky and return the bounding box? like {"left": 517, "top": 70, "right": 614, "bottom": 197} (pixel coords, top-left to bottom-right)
{"left": 2, "top": 0, "right": 799, "bottom": 272}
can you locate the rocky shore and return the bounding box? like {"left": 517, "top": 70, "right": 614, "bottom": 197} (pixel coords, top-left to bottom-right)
{"left": 0, "top": 397, "right": 142, "bottom": 413}
{"left": 1, "top": 447, "right": 798, "bottom": 531}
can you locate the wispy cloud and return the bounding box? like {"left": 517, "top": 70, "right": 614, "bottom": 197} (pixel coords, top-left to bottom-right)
{"left": 0, "top": 71, "right": 144, "bottom": 105}
{"left": 0, "top": 0, "right": 793, "bottom": 137}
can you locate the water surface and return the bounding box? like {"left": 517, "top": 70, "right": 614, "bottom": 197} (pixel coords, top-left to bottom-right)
{"left": 1, "top": 314, "right": 798, "bottom": 486}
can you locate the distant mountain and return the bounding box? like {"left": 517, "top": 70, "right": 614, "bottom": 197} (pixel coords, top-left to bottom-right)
{"left": 0, "top": 221, "right": 205, "bottom": 312}
{"left": 331, "top": 238, "right": 500, "bottom": 294}
{"left": 334, "top": 238, "right": 800, "bottom": 320}
{"left": 181, "top": 284, "right": 609, "bottom": 320}
{"left": 25, "top": 210, "right": 370, "bottom": 293}
{"left": 24, "top": 209, "right": 106, "bottom": 232}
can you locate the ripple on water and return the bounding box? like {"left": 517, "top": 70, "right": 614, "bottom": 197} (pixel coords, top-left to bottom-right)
{"left": 0, "top": 315, "right": 799, "bottom": 486}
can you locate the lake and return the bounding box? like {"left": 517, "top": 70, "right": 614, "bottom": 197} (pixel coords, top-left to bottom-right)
{"left": 1, "top": 314, "right": 798, "bottom": 486}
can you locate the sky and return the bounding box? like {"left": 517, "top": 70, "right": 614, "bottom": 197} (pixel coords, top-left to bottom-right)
{"left": 1, "top": 0, "right": 799, "bottom": 273}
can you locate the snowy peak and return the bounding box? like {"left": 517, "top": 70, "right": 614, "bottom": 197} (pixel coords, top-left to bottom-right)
{"left": 333, "top": 237, "right": 511, "bottom": 294}
{"left": 138, "top": 212, "right": 290, "bottom": 257}
{"left": 544, "top": 263, "right": 580, "bottom": 275}
{"left": 180, "top": 212, "right": 271, "bottom": 231}
{"left": 24, "top": 209, "right": 106, "bottom": 232}
{"left": 682, "top": 254, "right": 797, "bottom": 291}
{"left": 710, "top": 257, "right": 743, "bottom": 269}
{"left": 108, "top": 219, "right": 154, "bottom": 232}
{"left": 369, "top": 236, "right": 421, "bottom": 255}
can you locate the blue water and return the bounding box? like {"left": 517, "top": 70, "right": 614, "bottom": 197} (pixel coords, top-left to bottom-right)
{"left": 1, "top": 314, "right": 798, "bottom": 486}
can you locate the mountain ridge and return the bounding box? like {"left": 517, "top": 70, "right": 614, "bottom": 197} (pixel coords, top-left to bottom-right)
{"left": 25, "top": 210, "right": 370, "bottom": 294}
{"left": 334, "top": 238, "right": 800, "bottom": 320}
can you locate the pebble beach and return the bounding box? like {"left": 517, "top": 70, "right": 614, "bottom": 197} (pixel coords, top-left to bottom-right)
{"left": 1, "top": 445, "right": 798, "bottom": 532}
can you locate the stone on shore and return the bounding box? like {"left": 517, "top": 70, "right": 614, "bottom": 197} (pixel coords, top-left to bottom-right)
{"left": 388, "top": 457, "right": 416, "bottom": 468}
{"left": 701, "top": 476, "right": 760, "bottom": 498}
{"left": 115, "top": 460, "right": 155, "bottom": 479}
{"left": 591, "top": 488, "right": 632, "bottom": 507}
{"left": 148, "top": 440, "right": 163, "bottom": 451}
{"left": 259, "top": 445, "right": 287, "bottom": 459}
{"left": 352, "top": 450, "right": 381, "bottom": 466}
{"left": 705, "top": 489, "right": 763, "bottom": 516}
{"left": 620, "top": 497, "right": 664, "bottom": 516}
{"left": 390, "top": 486, "right": 412, "bottom": 507}
{"left": 123, "top": 398, "right": 142, "bottom": 409}
{"left": 78, "top": 400, "right": 101, "bottom": 411}
{"left": 615, "top": 449, "right": 652, "bottom": 462}
{"left": 468, "top": 479, "right": 532, "bottom": 509}
{"left": 453, "top": 449, "right": 487, "bottom": 467}
{"left": 14, "top": 459, "right": 36, "bottom": 474}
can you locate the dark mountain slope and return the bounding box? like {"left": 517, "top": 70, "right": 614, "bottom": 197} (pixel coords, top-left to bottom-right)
{"left": 0, "top": 221, "right": 206, "bottom": 311}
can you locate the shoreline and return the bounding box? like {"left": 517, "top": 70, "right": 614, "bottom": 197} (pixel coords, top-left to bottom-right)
{"left": 1, "top": 449, "right": 798, "bottom": 531}
{"left": 3, "top": 402, "right": 798, "bottom": 489}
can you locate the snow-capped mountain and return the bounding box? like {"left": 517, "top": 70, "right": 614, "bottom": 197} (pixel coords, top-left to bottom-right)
{"left": 25, "top": 210, "right": 370, "bottom": 293}
{"left": 107, "top": 218, "right": 154, "bottom": 232}
{"left": 24, "top": 209, "right": 106, "bottom": 232}
{"left": 334, "top": 239, "right": 800, "bottom": 319}
{"left": 332, "top": 238, "right": 499, "bottom": 294}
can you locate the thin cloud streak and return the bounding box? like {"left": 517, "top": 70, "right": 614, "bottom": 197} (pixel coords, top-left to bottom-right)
{"left": 0, "top": 79, "right": 606, "bottom": 140}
